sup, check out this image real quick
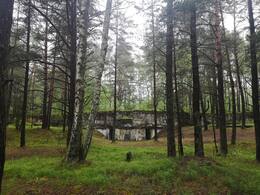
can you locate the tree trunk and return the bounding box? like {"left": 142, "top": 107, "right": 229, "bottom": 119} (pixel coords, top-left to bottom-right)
{"left": 66, "top": 0, "right": 77, "bottom": 147}
{"left": 233, "top": 2, "right": 246, "bottom": 129}
{"left": 80, "top": 0, "right": 113, "bottom": 160}
{"left": 200, "top": 92, "right": 208, "bottom": 131}
{"left": 112, "top": 2, "right": 119, "bottom": 143}
{"left": 42, "top": 2, "right": 49, "bottom": 130}
{"left": 190, "top": 2, "right": 204, "bottom": 157}
{"left": 210, "top": 50, "right": 219, "bottom": 154}
{"left": 247, "top": 0, "right": 260, "bottom": 162}
{"left": 220, "top": 1, "right": 236, "bottom": 145}
{"left": 66, "top": 0, "right": 91, "bottom": 162}
{"left": 166, "top": 0, "right": 176, "bottom": 157}
{"left": 210, "top": 95, "right": 218, "bottom": 154}
{"left": 7, "top": 68, "right": 14, "bottom": 123}
{"left": 30, "top": 64, "right": 36, "bottom": 128}
{"left": 62, "top": 66, "right": 68, "bottom": 133}
{"left": 46, "top": 47, "right": 57, "bottom": 130}
{"left": 152, "top": 0, "right": 158, "bottom": 141}
{"left": 173, "top": 36, "right": 184, "bottom": 157}
{"left": 215, "top": 0, "right": 227, "bottom": 155}
{"left": 20, "top": 0, "right": 32, "bottom": 147}
{"left": 0, "top": 0, "right": 14, "bottom": 192}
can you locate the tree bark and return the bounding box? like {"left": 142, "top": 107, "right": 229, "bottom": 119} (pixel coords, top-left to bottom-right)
{"left": 152, "top": 0, "right": 158, "bottom": 141}
{"left": 20, "top": 0, "right": 32, "bottom": 147}
{"left": 42, "top": 2, "right": 49, "bottom": 130}
{"left": 210, "top": 95, "right": 218, "bottom": 154}
{"left": 80, "top": 0, "right": 113, "bottom": 160}
{"left": 247, "top": 0, "right": 260, "bottom": 162}
{"left": 30, "top": 64, "right": 36, "bottom": 128}
{"left": 220, "top": 1, "right": 236, "bottom": 145}
{"left": 62, "top": 66, "right": 68, "bottom": 133}
{"left": 66, "top": 0, "right": 90, "bottom": 162}
{"left": 233, "top": 1, "right": 246, "bottom": 129}
{"left": 200, "top": 92, "right": 208, "bottom": 131}
{"left": 215, "top": 0, "right": 227, "bottom": 155}
{"left": 166, "top": 0, "right": 176, "bottom": 157}
{"left": 112, "top": 1, "right": 119, "bottom": 143}
{"left": 66, "top": 0, "right": 77, "bottom": 146}
{"left": 0, "top": 0, "right": 14, "bottom": 192}
{"left": 190, "top": 2, "right": 204, "bottom": 157}
{"left": 47, "top": 45, "right": 57, "bottom": 130}
{"left": 173, "top": 36, "right": 184, "bottom": 157}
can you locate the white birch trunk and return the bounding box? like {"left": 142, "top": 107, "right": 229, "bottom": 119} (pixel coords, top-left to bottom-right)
{"left": 66, "top": 0, "right": 90, "bottom": 162}
{"left": 80, "top": 0, "right": 113, "bottom": 160}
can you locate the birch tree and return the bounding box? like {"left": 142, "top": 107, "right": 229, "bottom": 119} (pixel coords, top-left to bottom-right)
{"left": 66, "top": 0, "right": 90, "bottom": 162}
{"left": 80, "top": 0, "right": 113, "bottom": 160}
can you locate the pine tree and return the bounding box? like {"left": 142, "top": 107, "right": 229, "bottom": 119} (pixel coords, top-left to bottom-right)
{"left": 0, "top": 0, "right": 14, "bottom": 192}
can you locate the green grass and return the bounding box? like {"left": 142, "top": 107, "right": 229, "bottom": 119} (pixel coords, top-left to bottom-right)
{"left": 3, "top": 126, "right": 260, "bottom": 194}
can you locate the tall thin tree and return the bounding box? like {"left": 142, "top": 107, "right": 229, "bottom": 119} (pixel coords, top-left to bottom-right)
{"left": 190, "top": 1, "right": 204, "bottom": 157}
{"left": 173, "top": 35, "right": 184, "bottom": 157}
{"left": 214, "top": 0, "right": 227, "bottom": 155}
{"left": 151, "top": 0, "right": 158, "bottom": 141}
{"left": 20, "top": 0, "right": 32, "bottom": 147}
{"left": 166, "top": 0, "right": 176, "bottom": 157}
{"left": 42, "top": 1, "right": 49, "bottom": 130}
{"left": 247, "top": 0, "right": 260, "bottom": 162}
{"left": 233, "top": 0, "right": 246, "bottom": 129}
{"left": 112, "top": 0, "right": 119, "bottom": 143}
{"left": 80, "top": 0, "right": 113, "bottom": 160}
{"left": 66, "top": 0, "right": 77, "bottom": 146}
{"left": 220, "top": 1, "right": 236, "bottom": 145}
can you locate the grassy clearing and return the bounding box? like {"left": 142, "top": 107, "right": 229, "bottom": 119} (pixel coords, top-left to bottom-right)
{"left": 2, "top": 126, "right": 260, "bottom": 194}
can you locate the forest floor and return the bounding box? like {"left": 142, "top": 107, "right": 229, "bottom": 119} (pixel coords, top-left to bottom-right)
{"left": 2, "top": 125, "right": 260, "bottom": 194}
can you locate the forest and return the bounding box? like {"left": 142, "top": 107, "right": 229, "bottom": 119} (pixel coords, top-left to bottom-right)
{"left": 1, "top": 0, "right": 260, "bottom": 194}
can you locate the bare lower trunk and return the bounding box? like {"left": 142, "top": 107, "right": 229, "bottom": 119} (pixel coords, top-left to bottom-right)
{"left": 173, "top": 36, "right": 183, "bottom": 157}
{"left": 62, "top": 69, "right": 68, "bottom": 133}
{"left": 0, "top": 0, "right": 14, "bottom": 192}
{"left": 211, "top": 96, "right": 218, "bottom": 154}
{"left": 66, "top": 0, "right": 90, "bottom": 162}
{"left": 190, "top": 2, "right": 204, "bottom": 157}
{"left": 42, "top": 3, "right": 49, "bottom": 130}
{"left": 152, "top": 0, "right": 158, "bottom": 141}
{"left": 47, "top": 55, "right": 56, "bottom": 130}
{"left": 112, "top": 2, "right": 119, "bottom": 143}
{"left": 233, "top": 2, "right": 246, "bottom": 129}
{"left": 66, "top": 0, "right": 77, "bottom": 147}
{"left": 20, "top": 0, "right": 32, "bottom": 147}
{"left": 247, "top": 0, "right": 260, "bottom": 162}
{"left": 166, "top": 0, "right": 176, "bottom": 157}
{"left": 30, "top": 65, "right": 36, "bottom": 128}
{"left": 220, "top": 2, "right": 236, "bottom": 145}
{"left": 215, "top": 0, "right": 227, "bottom": 155}
{"left": 80, "top": 0, "right": 113, "bottom": 160}
{"left": 200, "top": 92, "right": 208, "bottom": 131}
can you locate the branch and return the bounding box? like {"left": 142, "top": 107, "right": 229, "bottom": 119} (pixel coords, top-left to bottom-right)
{"left": 29, "top": 3, "right": 70, "bottom": 49}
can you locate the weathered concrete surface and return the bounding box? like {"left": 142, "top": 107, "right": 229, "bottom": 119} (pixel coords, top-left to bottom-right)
{"left": 95, "top": 110, "right": 192, "bottom": 129}
{"left": 95, "top": 111, "right": 190, "bottom": 141}
{"left": 97, "top": 128, "right": 159, "bottom": 141}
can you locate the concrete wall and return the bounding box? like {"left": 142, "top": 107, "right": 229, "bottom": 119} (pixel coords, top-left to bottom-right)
{"left": 96, "top": 128, "right": 159, "bottom": 141}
